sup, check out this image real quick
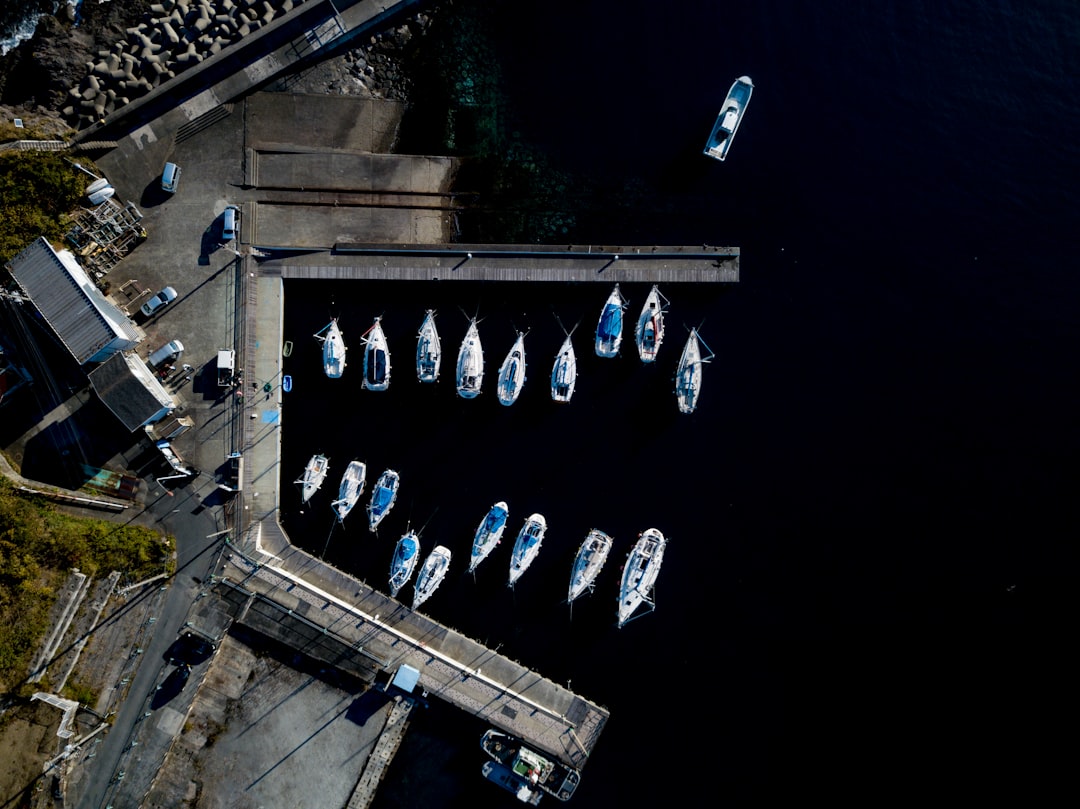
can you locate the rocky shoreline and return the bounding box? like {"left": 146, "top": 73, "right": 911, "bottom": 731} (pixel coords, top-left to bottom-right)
{"left": 0, "top": 0, "right": 437, "bottom": 138}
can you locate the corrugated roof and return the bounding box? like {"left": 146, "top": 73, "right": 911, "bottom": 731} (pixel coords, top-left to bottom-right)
{"left": 5, "top": 237, "right": 140, "bottom": 364}
{"left": 88, "top": 352, "right": 175, "bottom": 431}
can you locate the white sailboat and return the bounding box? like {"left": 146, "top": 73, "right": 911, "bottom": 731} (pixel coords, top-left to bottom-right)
{"left": 362, "top": 317, "right": 391, "bottom": 391}
{"left": 388, "top": 530, "right": 420, "bottom": 598}
{"left": 296, "top": 454, "right": 329, "bottom": 503}
{"left": 674, "top": 327, "right": 714, "bottom": 414}
{"left": 634, "top": 285, "right": 669, "bottom": 363}
{"left": 469, "top": 501, "right": 509, "bottom": 575}
{"left": 416, "top": 309, "right": 442, "bottom": 383}
{"left": 496, "top": 331, "right": 527, "bottom": 406}
{"left": 508, "top": 513, "right": 546, "bottom": 587}
{"left": 550, "top": 324, "right": 578, "bottom": 403}
{"left": 568, "top": 528, "right": 614, "bottom": 603}
{"left": 331, "top": 460, "right": 367, "bottom": 523}
{"left": 617, "top": 528, "right": 667, "bottom": 628}
{"left": 457, "top": 317, "right": 484, "bottom": 399}
{"left": 412, "top": 545, "right": 452, "bottom": 610}
{"left": 594, "top": 284, "right": 628, "bottom": 358}
{"left": 315, "top": 319, "right": 346, "bottom": 378}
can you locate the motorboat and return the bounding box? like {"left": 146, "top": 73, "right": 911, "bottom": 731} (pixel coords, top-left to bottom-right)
{"left": 456, "top": 317, "right": 484, "bottom": 398}
{"left": 412, "top": 545, "right": 452, "bottom": 610}
{"left": 617, "top": 528, "right": 667, "bottom": 628}
{"left": 315, "top": 319, "right": 346, "bottom": 378}
{"left": 296, "top": 454, "right": 329, "bottom": 503}
{"left": 550, "top": 330, "right": 577, "bottom": 403}
{"left": 634, "top": 284, "right": 668, "bottom": 363}
{"left": 567, "top": 528, "right": 614, "bottom": 603}
{"left": 594, "top": 284, "right": 628, "bottom": 358}
{"left": 481, "top": 729, "right": 581, "bottom": 802}
{"left": 703, "top": 75, "right": 754, "bottom": 162}
{"left": 480, "top": 761, "right": 542, "bottom": 805}
{"left": 416, "top": 309, "right": 441, "bottom": 383}
{"left": 496, "top": 331, "right": 527, "bottom": 406}
{"left": 508, "top": 513, "right": 546, "bottom": 587}
{"left": 362, "top": 317, "right": 391, "bottom": 391}
{"left": 469, "top": 501, "right": 509, "bottom": 574}
{"left": 674, "top": 328, "right": 714, "bottom": 414}
{"left": 367, "top": 468, "right": 400, "bottom": 532}
{"left": 388, "top": 530, "right": 420, "bottom": 598}
{"left": 331, "top": 460, "right": 366, "bottom": 523}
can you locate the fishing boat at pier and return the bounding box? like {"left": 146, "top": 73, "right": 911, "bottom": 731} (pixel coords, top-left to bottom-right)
{"left": 315, "top": 319, "right": 346, "bottom": 378}
{"left": 367, "top": 468, "right": 400, "bottom": 532}
{"left": 674, "top": 328, "right": 714, "bottom": 414}
{"left": 617, "top": 528, "right": 667, "bottom": 628}
{"left": 388, "top": 530, "right": 420, "bottom": 598}
{"left": 416, "top": 309, "right": 442, "bottom": 383}
{"left": 550, "top": 328, "right": 577, "bottom": 403}
{"left": 481, "top": 761, "right": 542, "bottom": 805}
{"left": 362, "top": 317, "right": 391, "bottom": 391}
{"left": 568, "top": 528, "right": 614, "bottom": 603}
{"left": 481, "top": 729, "right": 581, "bottom": 802}
{"left": 296, "top": 453, "right": 329, "bottom": 503}
{"left": 703, "top": 75, "right": 754, "bottom": 162}
{"left": 456, "top": 317, "right": 484, "bottom": 398}
{"left": 412, "top": 545, "right": 452, "bottom": 610}
{"left": 594, "top": 283, "right": 628, "bottom": 358}
{"left": 508, "top": 513, "right": 546, "bottom": 587}
{"left": 634, "top": 284, "right": 668, "bottom": 363}
{"left": 469, "top": 501, "right": 509, "bottom": 575}
{"left": 497, "top": 331, "right": 527, "bottom": 406}
{"left": 331, "top": 460, "right": 366, "bottom": 523}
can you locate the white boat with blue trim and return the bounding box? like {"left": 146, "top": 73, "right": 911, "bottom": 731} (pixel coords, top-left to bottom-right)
{"left": 508, "top": 513, "right": 546, "bottom": 587}
{"left": 362, "top": 317, "right": 390, "bottom": 391}
{"left": 675, "top": 327, "right": 714, "bottom": 414}
{"left": 497, "top": 331, "right": 527, "bottom": 406}
{"left": 456, "top": 317, "right": 484, "bottom": 399}
{"left": 412, "top": 545, "right": 452, "bottom": 610}
{"left": 367, "top": 468, "right": 400, "bottom": 532}
{"left": 635, "top": 284, "right": 668, "bottom": 363}
{"left": 594, "top": 284, "right": 628, "bottom": 358}
{"left": 469, "top": 501, "right": 509, "bottom": 574}
{"left": 316, "top": 319, "right": 346, "bottom": 378}
{"left": 416, "top": 309, "right": 441, "bottom": 383}
{"left": 704, "top": 75, "right": 754, "bottom": 162}
{"left": 388, "top": 530, "right": 420, "bottom": 598}
{"left": 331, "top": 460, "right": 366, "bottom": 523}
{"left": 568, "top": 528, "right": 613, "bottom": 603}
{"left": 617, "top": 528, "right": 667, "bottom": 627}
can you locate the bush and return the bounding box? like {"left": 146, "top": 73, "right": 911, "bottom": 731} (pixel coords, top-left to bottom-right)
{"left": 0, "top": 151, "right": 85, "bottom": 264}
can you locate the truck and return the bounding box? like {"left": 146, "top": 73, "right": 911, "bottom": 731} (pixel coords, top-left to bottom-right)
{"left": 217, "top": 349, "right": 235, "bottom": 386}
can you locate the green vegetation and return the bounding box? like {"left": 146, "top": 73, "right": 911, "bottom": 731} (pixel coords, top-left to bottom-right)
{"left": 0, "top": 150, "right": 86, "bottom": 264}
{"left": 0, "top": 477, "right": 174, "bottom": 691}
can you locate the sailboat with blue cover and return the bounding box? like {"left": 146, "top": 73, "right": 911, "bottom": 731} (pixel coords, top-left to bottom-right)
{"left": 595, "top": 284, "right": 628, "bottom": 358}
{"left": 389, "top": 530, "right": 420, "bottom": 598}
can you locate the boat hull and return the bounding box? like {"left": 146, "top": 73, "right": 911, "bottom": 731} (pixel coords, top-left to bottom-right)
{"left": 568, "top": 529, "right": 614, "bottom": 603}
{"left": 704, "top": 75, "right": 754, "bottom": 162}
{"left": 332, "top": 460, "right": 367, "bottom": 522}
{"left": 635, "top": 285, "right": 667, "bottom": 363}
{"left": 509, "top": 514, "right": 546, "bottom": 586}
{"left": 389, "top": 532, "right": 420, "bottom": 598}
{"left": 412, "top": 545, "right": 452, "bottom": 609}
{"left": 675, "top": 329, "right": 704, "bottom": 414}
{"left": 298, "top": 454, "right": 329, "bottom": 503}
{"left": 368, "top": 469, "right": 400, "bottom": 532}
{"left": 321, "top": 320, "right": 346, "bottom": 378}
{"left": 470, "top": 501, "right": 509, "bottom": 574}
{"left": 457, "top": 319, "right": 484, "bottom": 399}
{"left": 550, "top": 336, "right": 577, "bottom": 403}
{"left": 481, "top": 729, "right": 581, "bottom": 802}
{"left": 362, "top": 319, "right": 391, "bottom": 391}
{"left": 617, "top": 528, "right": 667, "bottom": 627}
{"left": 416, "top": 310, "right": 441, "bottom": 383}
{"left": 497, "top": 333, "right": 527, "bottom": 406}
{"left": 594, "top": 284, "right": 627, "bottom": 358}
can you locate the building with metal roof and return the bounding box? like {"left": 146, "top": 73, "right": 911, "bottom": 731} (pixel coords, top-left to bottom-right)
{"left": 4, "top": 237, "right": 140, "bottom": 365}
{"left": 87, "top": 351, "right": 176, "bottom": 431}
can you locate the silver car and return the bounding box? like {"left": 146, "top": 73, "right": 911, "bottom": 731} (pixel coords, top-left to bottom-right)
{"left": 140, "top": 286, "right": 178, "bottom": 317}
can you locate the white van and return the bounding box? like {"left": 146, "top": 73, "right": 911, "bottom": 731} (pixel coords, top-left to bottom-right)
{"left": 161, "top": 162, "right": 181, "bottom": 193}
{"left": 222, "top": 204, "right": 239, "bottom": 241}
{"left": 149, "top": 339, "right": 184, "bottom": 368}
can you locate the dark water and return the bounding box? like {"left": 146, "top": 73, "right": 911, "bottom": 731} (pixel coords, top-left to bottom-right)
{"left": 279, "top": 1, "right": 1078, "bottom": 804}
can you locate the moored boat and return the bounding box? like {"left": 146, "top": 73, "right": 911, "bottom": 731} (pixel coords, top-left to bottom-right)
{"left": 367, "top": 468, "right": 400, "bottom": 532}
{"left": 469, "top": 501, "right": 509, "bottom": 574}
{"left": 481, "top": 761, "right": 542, "bottom": 805}
{"left": 634, "top": 284, "right": 669, "bottom": 363}
{"left": 594, "top": 283, "right": 628, "bottom": 358}
{"left": 508, "top": 513, "right": 546, "bottom": 587}
{"left": 388, "top": 530, "right": 420, "bottom": 598}
{"left": 674, "top": 327, "right": 714, "bottom": 414}
{"left": 703, "top": 75, "right": 754, "bottom": 162}
{"left": 456, "top": 317, "right": 484, "bottom": 398}
{"left": 296, "top": 453, "right": 329, "bottom": 503}
{"left": 412, "top": 545, "right": 452, "bottom": 610}
{"left": 497, "top": 331, "right": 527, "bottom": 406}
{"left": 416, "top": 309, "right": 442, "bottom": 383}
{"left": 331, "top": 460, "right": 367, "bottom": 523}
{"left": 617, "top": 527, "right": 667, "bottom": 627}
{"left": 568, "top": 528, "right": 614, "bottom": 603}
{"left": 550, "top": 331, "right": 577, "bottom": 403}
{"left": 481, "top": 729, "right": 581, "bottom": 802}
{"left": 362, "top": 317, "right": 391, "bottom": 391}
{"left": 316, "top": 319, "right": 346, "bottom": 379}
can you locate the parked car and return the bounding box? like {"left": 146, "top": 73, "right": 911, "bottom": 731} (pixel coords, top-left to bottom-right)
{"left": 161, "top": 161, "right": 181, "bottom": 193}
{"left": 222, "top": 204, "right": 240, "bottom": 241}
{"left": 148, "top": 339, "right": 184, "bottom": 368}
{"left": 140, "top": 286, "right": 178, "bottom": 318}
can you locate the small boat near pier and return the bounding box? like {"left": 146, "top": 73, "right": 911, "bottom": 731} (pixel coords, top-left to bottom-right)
{"left": 594, "top": 283, "right": 628, "bottom": 358}
{"left": 550, "top": 325, "right": 578, "bottom": 403}
{"left": 674, "top": 327, "right": 714, "bottom": 414}
{"left": 331, "top": 460, "right": 366, "bottom": 523}
{"left": 456, "top": 317, "right": 484, "bottom": 398}
{"left": 508, "top": 513, "right": 546, "bottom": 587}
{"left": 412, "top": 545, "right": 452, "bottom": 610}
{"left": 416, "top": 309, "right": 442, "bottom": 383}
{"left": 497, "top": 331, "right": 527, "bottom": 406}
{"left": 296, "top": 454, "right": 329, "bottom": 503}
{"left": 315, "top": 319, "right": 346, "bottom": 379}
{"left": 617, "top": 527, "right": 667, "bottom": 627}
{"left": 362, "top": 317, "right": 391, "bottom": 391}
{"left": 388, "top": 530, "right": 420, "bottom": 598}
{"left": 634, "top": 284, "right": 668, "bottom": 363}
{"left": 470, "top": 501, "right": 509, "bottom": 575}
{"left": 568, "top": 528, "right": 614, "bottom": 603}
{"left": 367, "top": 468, "right": 400, "bottom": 532}
{"left": 481, "top": 729, "right": 581, "bottom": 802}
